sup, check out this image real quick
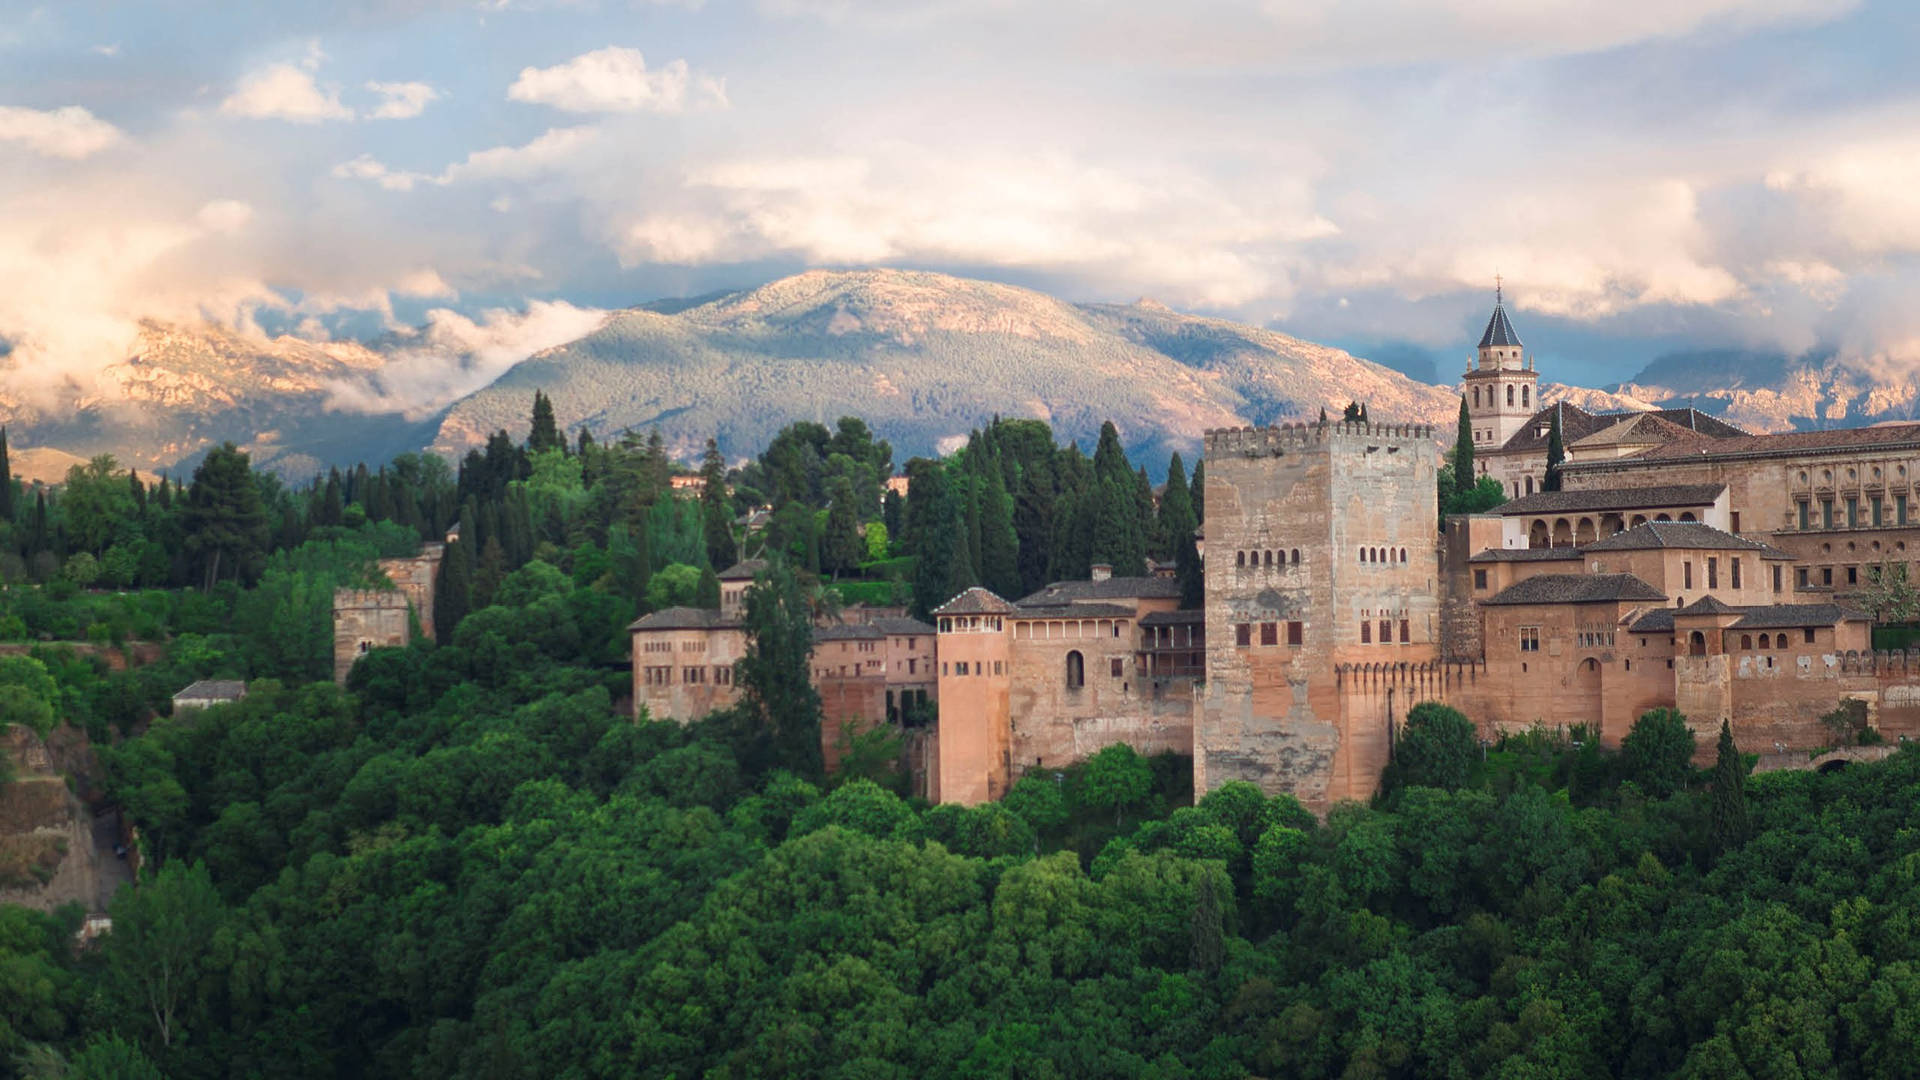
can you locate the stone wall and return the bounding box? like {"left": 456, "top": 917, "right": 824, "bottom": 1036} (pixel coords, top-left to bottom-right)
{"left": 332, "top": 589, "right": 410, "bottom": 684}
{"left": 377, "top": 543, "right": 443, "bottom": 642}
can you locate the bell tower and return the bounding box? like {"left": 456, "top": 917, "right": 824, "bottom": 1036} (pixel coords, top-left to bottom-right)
{"left": 1461, "top": 277, "right": 1538, "bottom": 457}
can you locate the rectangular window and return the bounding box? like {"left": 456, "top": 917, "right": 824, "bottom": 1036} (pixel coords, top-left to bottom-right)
{"left": 1519, "top": 627, "right": 1540, "bottom": 652}
{"left": 1400, "top": 619, "right": 1411, "bottom": 644}
{"left": 1797, "top": 567, "right": 1809, "bottom": 589}
{"left": 716, "top": 666, "right": 732, "bottom": 686}
{"left": 1823, "top": 500, "right": 1834, "bottom": 528}
{"left": 1474, "top": 569, "right": 1488, "bottom": 589}
{"left": 1848, "top": 566, "right": 1859, "bottom": 585}
{"left": 1799, "top": 502, "right": 1810, "bottom": 530}
{"left": 1823, "top": 567, "right": 1834, "bottom": 586}
{"left": 1235, "top": 623, "right": 1251, "bottom": 647}
{"left": 683, "top": 667, "right": 704, "bottom": 684}
{"left": 1361, "top": 621, "right": 1371, "bottom": 644}
{"left": 1684, "top": 561, "right": 1693, "bottom": 589}
{"left": 994, "top": 661, "right": 1004, "bottom": 675}
{"left": 1874, "top": 498, "right": 1885, "bottom": 527}
{"left": 1110, "top": 658, "right": 1124, "bottom": 678}
{"left": 1731, "top": 511, "right": 1741, "bottom": 533}
{"left": 1732, "top": 558, "right": 1742, "bottom": 589}
{"left": 941, "top": 662, "right": 949, "bottom": 676}
{"left": 1260, "top": 622, "right": 1278, "bottom": 646}
{"left": 1772, "top": 564, "right": 1781, "bottom": 592}
{"left": 907, "top": 659, "right": 916, "bottom": 674}
{"left": 1848, "top": 497, "right": 1859, "bottom": 527}
{"left": 1379, "top": 619, "right": 1392, "bottom": 644}
{"left": 1902, "top": 494, "right": 1910, "bottom": 525}
{"left": 1805, "top": 628, "right": 1816, "bottom": 644}
{"left": 1287, "top": 621, "right": 1303, "bottom": 646}
{"left": 1707, "top": 557, "right": 1718, "bottom": 589}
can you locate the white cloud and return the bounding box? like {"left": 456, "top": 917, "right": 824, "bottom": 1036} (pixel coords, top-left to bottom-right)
{"left": 91, "top": 43, "right": 120, "bottom": 57}
{"left": 507, "top": 47, "right": 727, "bottom": 113}
{"left": 331, "top": 153, "right": 431, "bottom": 191}
{"left": 196, "top": 199, "right": 254, "bottom": 233}
{"left": 440, "top": 126, "right": 600, "bottom": 182}
{"left": 0, "top": 105, "right": 122, "bottom": 159}
{"left": 324, "top": 301, "right": 609, "bottom": 417}
{"left": 366, "top": 80, "right": 440, "bottom": 120}
{"left": 221, "top": 63, "right": 353, "bottom": 122}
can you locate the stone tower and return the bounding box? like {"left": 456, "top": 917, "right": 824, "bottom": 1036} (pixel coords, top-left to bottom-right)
{"left": 930, "top": 588, "right": 1014, "bottom": 806}
{"left": 1462, "top": 281, "right": 1537, "bottom": 457}
{"left": 1196, "top": 420, "right": 1441, "bottom": 810}
{"left": 332, "top": 590, "right": 411, "bottom": 683}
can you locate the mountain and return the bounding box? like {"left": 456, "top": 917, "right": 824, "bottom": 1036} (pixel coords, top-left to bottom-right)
{"left": 1609, "top": 349, "right": 1920, "bottom": 434}
{"left": 433, "top": 269, "right": 1465, "bottom": 466}
{"left": 0, "top": 321, "right": 438, "bottom": 481}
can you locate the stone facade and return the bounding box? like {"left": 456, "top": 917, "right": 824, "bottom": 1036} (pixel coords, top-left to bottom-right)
{"left": 332, "top": 590, "right": 411, "bottom": 684}
{"left": 378, "top": 543, "right": 443, "bottom": 641}
{"left": 1197, "top": 420, "right": 1441, "bottom": 809}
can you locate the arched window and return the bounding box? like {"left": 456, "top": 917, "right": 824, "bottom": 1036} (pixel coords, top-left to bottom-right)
{"left": 1522, "top": 386, "right": 1530, "bottom": 406}
{"left": 1290, "top": 549, "right": 1300, "bottom": 565}
{"left": 1400, "top": 547, "right": 1408, "bottom": 562}
{"left": 1236, "top": 551, "right": 1245, "bottom": 567}
{"left": 1065, "top": 650, "right": 1084, "bottom": 690}
{"left": 1507, "top": 386, "right": 1515, "bottom": 406}
{"left": 1679, "top": 512, "right": 1697, "bottom": 523}
{"left": 1473, "top": 387, "right": 1481, "bottom": 407}
{"left": 1264, "top": 550, "right": 1275, "bottom": 567}
{"left": 1524, "top": 475, "right": 1534, "bottom": 495}
{"left": 1359, "top": 547, "right": 1368, "bottom": 562}
{"left": 1740, "top": 634, "right": 1752, "bottom": 650}
{"left": 1689, "top": 631, "right": 1707, "bottom": 657}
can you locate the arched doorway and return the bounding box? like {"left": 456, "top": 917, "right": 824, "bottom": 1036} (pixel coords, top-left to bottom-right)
{"left": 1065, "top": 650, "right": 1085, "bottom": 689}
{"left": 1553, "top": 519, "right": 1574, "bottom": 547}
{"left": 1529, "top": 520, "right": 1550, "bottom": 549}
{"left": 1688, "top": 631, "right": 1707, "bottom": 657}
{"left": 1576, "top": 517, "right": 1597, "bottom": 545}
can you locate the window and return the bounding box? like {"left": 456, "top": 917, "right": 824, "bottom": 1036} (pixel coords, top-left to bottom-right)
{"left": 1261, "top": 622, "right": 1278, "bottom": 646}
{"left": 1847, "top": 497, "right": 1859, "bottom": 527}
{"left": 1507, "top": 385, "right": 1515, "bottom": 405}
{"left": 1804, "top": 628, "right": 1816, "bottom": 644}
{"left": 1707, "top": 557, "right": 1718, "bottom": 589}
{"left": 1110, "top": 657, "right": 1124, "bottom": 678}
{"left": 1522, "top": 386, "right": 1530, "bottom": 406}
{"left": 1772, "top": 565, "right": 1782, "bottom": 592}
{"left": 1519, "top": 627, "right": 1540, "bottom": 652}
{"left": 1379, "top": 619, "right": 1392, "bottom": 644}
{"left": 907, "top": 659, "right": 916, "bottom": 674}
{"left": 644, "top": 666, "right": 671, "bottom": 686}
{"left": 956, "top": 662, "right": 968, "bottom": 676}
{"left": 995, "top": 661, "right": 1004, "bottom": 675}
{"left": 1400, "top": 619, "right": 1411, "bottom": 644}
{"left": 1474, "top": 569, "right": 1488, "bottom": 589}
{"left": 1901, "top": 494, "right": 1910, "bottom": 524}
{"left": 1823, "top": 500, "right": 1834, "bottom": 528}
{"left": 1797, "top": 567, "right": 1809, "bottom": 588}
{"left": 1287, "top": 621, "right": 1303, "bottom": 646}
{"left": 1235, "top": 623, "right": 1251, "bottom": 647}
{"left": 685, "top": 667, "right": 706, "bottom": 685}
{"left": 1874, "top": 497, "right": 1885, "bottom": 527}
{"left": 1823, "top": 567, "right": 1834, "bottom": 586}
{"left": 1236, "top": 551, "right": 1245, "bottom": 568}
{"left": 1732, "top": 558, "right": 1742, "bottom": 589}
{"left": 1291, "top": 549, "right": 1301, "bottom": 565}
{"left": 1684, "top": 561, "right": 1693, "bottom": 589}
{"left": 1361, "top": 621, "right": 1372, "bottom": 644}
{"left": 1265, "top": 550, "right": 1275, "bottom": 567}
{"left": 1847, "top": 566, "right": 1858, "bottom": 585}
{"left": 1731, "top": 511, "right": 1741, "bottom": 533}
{"left": 1799, "top": 502, "right": 1810, "bottom": 530}
{"left": 1525, "top": 475, "right": 1534, "bottom": 495}
{"left": 1065, "top": 651, "right": 1084, "bottom": 689}
{"left": 715, "top": 666, "right": 732, "bottom": 686}
{"left": 1740, "top": 634, "right": 1752, "bottom": 650}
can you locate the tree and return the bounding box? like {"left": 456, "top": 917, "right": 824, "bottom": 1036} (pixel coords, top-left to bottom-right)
{"left": 66, "top": 1033, "right": 166, "bottom": 1080}
{"left": 821, "top": 476, "right": 864, "bottom": 577}
{"left": 695, "top": 565, "right": 721, "bottom": 610}
{"left": 1453, "top": 396, "right": 1475, "bottom": 496}
{"left": 1710, "top": 718, "right": 1751, "bottom": 851}
{"left": 529, "top": 390, "right": 562, "bottom": 454}
{"left": 1860, "top": 559, "right": 1920, "bottom": 624}
{"left": 183, "top": 443, "right": 268, "bottom": 589}
{"left": 735, "top": 561, "right": 825, "bottom": 780}
{"left": 102, "top": 861, "right": 227, "bottom": 1051}
{"left": 433, "top": 537, "right": 473, "bottom": 641}
{"left": 1392, "top": 702, "right": 1478, "bottom": 791}
{"left": 646, "top": 562, "right": 704, "bottom": 609}
{"left": 1544, "top": 407, "right": 1566, "bottom": 492}
{"left": 1082, "top": 743, "right": 1152, "bottom": 825}
{"left": 700, "top": 438, "right": 737, "bottom": 571}
{"left": 1621, "top": 708, "right": 1694, "bottom": 798}
{"left": 976, "top": 466, "right": 1020, "bottom": 598}
{"left": 0, "top": 425, "right": 11, "bottom": 522}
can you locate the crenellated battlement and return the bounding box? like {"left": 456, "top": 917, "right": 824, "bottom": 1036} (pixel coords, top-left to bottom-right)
{"left": 1204, "top": 420, "right": 1436, "bottom": 458}
{"left": 332, "top": 588, "right": 406, "bottom": 612}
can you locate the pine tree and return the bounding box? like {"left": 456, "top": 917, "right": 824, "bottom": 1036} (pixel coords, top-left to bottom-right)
{"left": 183, "top": 443, "right": 268, "bottom": 590}
{"left": 528, "top": 390, "right": 562, "bottom": 453}
{"left": 700, "top": 438, "right": 737, "bottom": 570}
{"left": 1545, "top": 406, "right": 1566, "bottom": 492}
{"left": 433, "top": 538, "right": 473, "bottom": 641}
{"left": 1343, "top": 401, "right": 1363, "bottom": 422}
{"left": 0, "top": 426, "right": 14, "bottom": 522}
{"left": 1454, "top": 396, "right": 1476, "bottom": 496}
{"left": 1711, "top": 719, "right": 1751, "bottom": 852}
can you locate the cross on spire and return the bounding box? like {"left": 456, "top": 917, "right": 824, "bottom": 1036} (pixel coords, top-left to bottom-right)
{"left": 1495, "top": 273, "right": 1503, "bottom": 306}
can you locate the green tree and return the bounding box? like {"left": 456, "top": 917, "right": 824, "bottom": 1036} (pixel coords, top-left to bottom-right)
{"left": 1391, "top": 702, "right": 1478, "bottom": 791}
{"left": 700, "top": 438, "right": 737, "bottom": 571}
{"left": 183, "top": 443, "right": 268, "bottom": 589}
{"left": 646, "top": 562, "right": 703, "bottom": 609}
{"left": 1082, "top": 742, "right": 1152, "bottom": 825}
{"left": 976, "top": 465, "right": 1020, "bottom": 598}
{"left": 821, "top": 476, "right": 864, "bottom": 577}
{"left": 528, "top": 389, "right": 563, "bottom": 454}
{"left": 1453, "top": 396, "right": 1475, "bottom": 496}
{"left": 101, "top": 860, "right": 227, "bottom": 1051}
{"left": 0, "top": 655, "right": 58, "bottom": 736}
{"left": 1545, "top": 407, "right": 1566, "bottom": 492}
{"left": 1710, "top": 718, "right": 1750, "bottom": 850}
{"left": 735, "top": 561, "right": 825, "bottom": 780}
{"left": 66, "top": 1033, "right": 166, "bottom": 1080}
{"left": 1622, "top": 707, "right": 1695, "bottom": 798}
{"left": 0, "top": 425, "right": 12, "bottom": 522}
{"left": 695, "top": 565, "right": 721, "bottom": 610}
{"left": 1860, "top": 559, "right": 1920, "bottom": 624}
{"left": 433, "top": 537, "right": 473, "bottom": 641}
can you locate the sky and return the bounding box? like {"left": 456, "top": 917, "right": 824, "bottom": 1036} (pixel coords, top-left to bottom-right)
{"left": 3, "top": 0, "right": 1920, "bottom": 414}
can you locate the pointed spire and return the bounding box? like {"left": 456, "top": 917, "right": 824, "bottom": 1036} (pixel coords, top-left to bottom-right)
{"left": 1478, "top": 278, "right": 1523, "bottom": 349}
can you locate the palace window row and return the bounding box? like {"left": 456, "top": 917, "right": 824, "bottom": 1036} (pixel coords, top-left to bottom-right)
{"left": 1470, "top": 385, "right": 1531, "bottom": 408}
{"left": 1237, "top": 549, "right": 1301, "bottom": 568}
{"left": 1797, "top": 494, "right": 1912, "bottom": 530}
{"left": 942, "top": 660, "right": 1007, "bottom": 677}
{"left": 1359, "top": 547, "right": 1409, "bottom": 564}
{"left": 1233, "top": 621, "right": 1304, "bottom": 647}
{"left": 1359, "top": 619, "right": 1412, "bottom": 644}
{"left": 641, "top": 665, "right": 733, "bottom": 687}
{"left": 1013, "top": 619, "right": 1126, "bottom": 640}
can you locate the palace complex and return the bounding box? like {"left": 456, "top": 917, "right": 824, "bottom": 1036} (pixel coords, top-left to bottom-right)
{"left": 626, "top": 291, "right": 1920, "bottom": 812}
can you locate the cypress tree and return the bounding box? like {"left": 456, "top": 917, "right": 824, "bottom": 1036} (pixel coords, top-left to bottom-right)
{"left": 472, "top": 537, "right": 507, "bottom": 610}
{"left": 695, "top": 565, "right": 721, "bottom": 610}
{"left": 947, "top": 496, "right": 980, "bottom": 595}
{"left": 529, "top": 390, "right": 562, "bottom": 454}
{"left": 0, "top": 426, "right": 12, "bottom": 522}
{"left": 1157, "top": 453, "right": 1196, "bottom": 560}
{"left": 822, "top": 476, "right": 864, "bottom": 576}
{"left": 1454, "top": 396, "right": 1476, "bottom": 496}
{"left": 1189, "top": 459, "right": 1204, "bottom": 525}
{"left": 700, "top": 438, "right": 737, "bottom": 570}
{"left": 1544, "top": 406, "right": 1566, "bottom": 492}
{"left": 433, "top": 538, "right": 473, "bottom": 641}
{"left": 320, "top": 470, "right": 345, "bottom": 527}
{"left": 1711, "top": 719, "right": 1751, "bottom": 852}
{"left": 183, "top": 443, "right": 267, "bottom": 589}
{"left": 882, "top": 487, "right": 904, "bottom": 544}
{"left": 735, "top": 560, "right": 826, "bottom": 781}
{"left": 978, "top": 465, "right": 1020, "bottom": 599}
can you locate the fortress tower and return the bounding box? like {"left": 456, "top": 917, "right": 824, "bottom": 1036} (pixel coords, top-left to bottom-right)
{"left": 1197, "top": 419, "right": 1441, "bottom": 809}
{"left": 1462, "top": 281, "right": 1538, "bottom": 459}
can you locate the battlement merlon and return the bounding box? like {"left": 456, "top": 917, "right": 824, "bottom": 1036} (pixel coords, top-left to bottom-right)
{"left": 1203, "top": 421, "right": 1438, "bottom": 458}
{"left": 332, "top": 588, "right": 408, "bottom": 611}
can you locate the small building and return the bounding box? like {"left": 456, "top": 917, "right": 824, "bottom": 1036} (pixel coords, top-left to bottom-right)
{"left": 172, "top": 680, "right": 246, "bottom": 712}
{"left": 718, "top": 559, "right": 769, "bottom": 616}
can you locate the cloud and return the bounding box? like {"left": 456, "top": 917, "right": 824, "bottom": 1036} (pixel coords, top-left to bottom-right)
{"left": 220, "top": 63, "right": 353, "bottom": 122}
{"left": 507, "top": 47, "right": 727, "bottom": 113}
{"left": 366, "top": 80, "right": 439, "bottom": 119}
{"left": 324, "top": 301, "right": 609, "bottom": 417}
{"left": 331, "top": 153, "right": 430, "bottom": 191}
{"left": 332, "top": 126, "right": 599, "bottom": 194}
{"left": 0, "top": 105, "right": 122, "bottom": 159}
{"left": 91, "top": 43, "right": 120, "bottom": 57}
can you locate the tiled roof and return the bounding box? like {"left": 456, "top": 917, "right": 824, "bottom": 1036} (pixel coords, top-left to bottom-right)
{"left": 1483, "top": 573, "right": 1666, "bottom": 606}
{"left": 1494, "top": 403, "right": 1743, "bottom": 457}
{"left": 174, "top": 679, "right": 245, "bottom": 701}
{"left": 1016, "top": 577, "right": 1182, "bottom": 605}
{"left": 1581, "top": 521, "right": 1791, "bottom": 557}
{"left": 1140, "top": 609, "right": 1206, "bottom": 626}
{"left": 718, "top": 558, "right": 769, "bottom": 581}
{"left": 814, "top": 624, "right": 885, "bottom": 641}
{"left": 1568, "top": 412, "right": 1701, "bottom": 450}
{"left": 1643, "top": 408, "right": 1747, "bottom": 438}
{"left": 1631, "top": 602, "right": 1869, "bottom": 633}
{"left": 1012, "top": 603, "right": 1138, "bottom": 620}
{"left": 1495, "top": 402, "right": 1611, "bottom": 455}
{"left": 1676, "top": 595, "right": 1739, "bottom": 615}
{"left": 1495, "top": 484, "right": 1725, "bottom": 516}
{"left": 629, "top": 607, "right": 740, "bottom": 631}
{"left": 1479, "top": 302, "right": 1523, "bottom": 348}
{"left": 869, "top": 616, "right": 936, "bottom": 636}
{"left": 933, "top": 587, "right": 1015, "bottom": 616}
{"left": 1469, "top": 548, "right": 1583, "bottom": 563}
{"left": 1588, "top": 422, "right": 1920, "bottom": 466}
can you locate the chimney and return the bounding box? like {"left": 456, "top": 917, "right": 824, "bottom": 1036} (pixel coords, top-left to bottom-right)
{"left": 1091, "top": 563, "right": 1112, "bottom": 582}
